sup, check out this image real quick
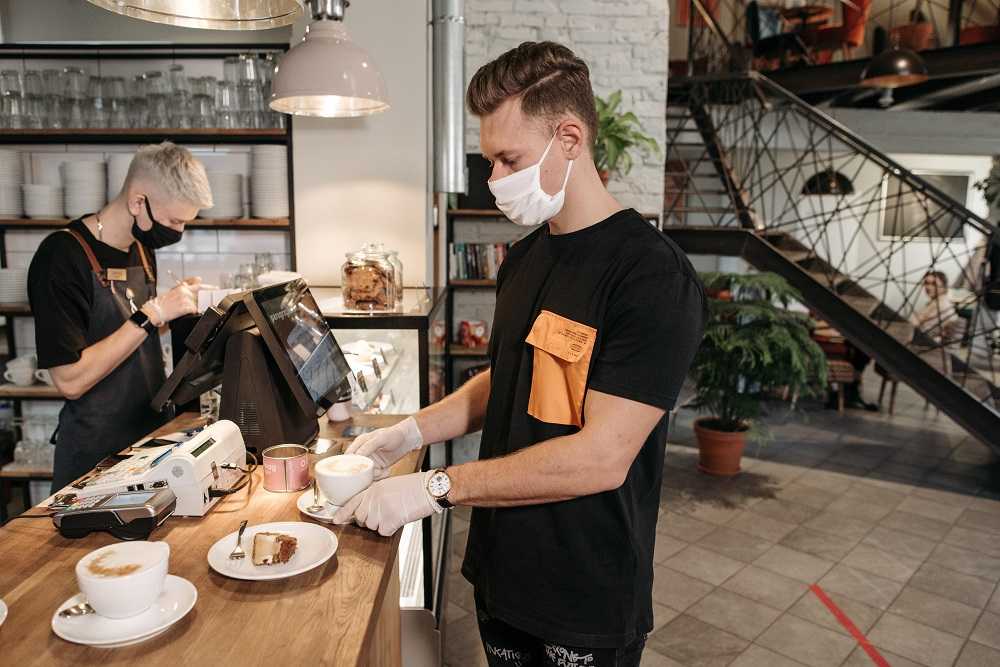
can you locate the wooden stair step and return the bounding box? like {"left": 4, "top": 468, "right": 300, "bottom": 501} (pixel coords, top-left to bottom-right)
{"left": 839, "top": 294, "right": 881, "bottom": 316}
{"left": 885, "top": 321, "right": 915, "bottom": 343}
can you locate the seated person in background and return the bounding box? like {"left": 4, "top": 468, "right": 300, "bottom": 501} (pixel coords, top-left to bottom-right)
{"left": 911, "top": 270, "right": 958, "bottom": 344}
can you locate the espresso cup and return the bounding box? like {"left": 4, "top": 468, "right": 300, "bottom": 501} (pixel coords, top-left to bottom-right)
{"left": 6, "top": 353, "right": 36, "bottom": 370}
{"left": 34, "top": 368, "right": 53, "bottom": 386}
{"left": 4, "top": 366, "right": 35, "bottom": 386}
{"left": 314, "top": 454, "right": 375, "bottom": 507}
{"left": 75, "top": 541, "right": 169, "bottom": 619}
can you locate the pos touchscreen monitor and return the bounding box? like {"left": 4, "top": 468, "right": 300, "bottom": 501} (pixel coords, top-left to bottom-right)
{"left": 153, "top": 280, "right": 352, "bottom": 451}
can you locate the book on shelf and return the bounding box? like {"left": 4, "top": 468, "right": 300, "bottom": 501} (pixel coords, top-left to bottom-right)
{"left": 448, "top": 242, "right": 510, "bottom": 281}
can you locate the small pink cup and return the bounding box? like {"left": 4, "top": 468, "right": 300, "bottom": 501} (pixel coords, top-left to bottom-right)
{"left": 261, "top": 444, "right": 310, "bottom": 493}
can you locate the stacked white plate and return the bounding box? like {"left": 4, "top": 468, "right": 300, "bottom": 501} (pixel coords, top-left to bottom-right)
{"left": 0, "top": 150, "right": 24, "bottom": 218}
{"left": 0, "top": 268, "right": 28, "bottom": 304}
{"left": 201, "top": 172, "right": 243, "bottom": 219}
{"left": 22, "top": 184, "right": 64, "bottom": 219}
{"left": 250, "top": 146, "right": 288, "bottom": 218}
{"left": 106, "top": 153, "right": 133, "bottom": 202}
{"left": 62, "top": 161, "right": 106, "bottom": 219}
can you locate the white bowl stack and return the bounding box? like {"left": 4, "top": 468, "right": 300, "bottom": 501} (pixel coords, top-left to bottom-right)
{"left": 250, "top": 146, "right": 289, "bottom": 218}
{"left": 106, "top": 153, "right": 133, "bottom": 202}
{"left": 0, "top": 150, "right": 24, "bottom": 219}
{"left": 0, "top": 268, "right": 28, "bottom": 304}
{"left": 201, "top": 172, "right": 243, "bottom": 219}
{"left": 62, "top": 161, "right": 107, "bottom": 219}
{"left": 22, "top": 184, "right": 64, "bottom": 219}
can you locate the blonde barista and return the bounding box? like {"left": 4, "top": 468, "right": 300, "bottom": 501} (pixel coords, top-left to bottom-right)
{"left": 27, "top": 142, "right": 213, "bottom": 491}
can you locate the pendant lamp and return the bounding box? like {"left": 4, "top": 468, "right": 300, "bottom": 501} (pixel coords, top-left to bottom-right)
{"left": 859, "top": 0, "right": 928, "bottom": 89}
{"left": 859, "top": 47, "right": 929, "bottom": 89}
{"left": 86, "top": 0, "right": 305, "bottom": 30}
{"left": 802, "top": 169, "right": 855, "bottom": 195}
{"left": 269, "top": 0, "right": 390, "bottom": 118}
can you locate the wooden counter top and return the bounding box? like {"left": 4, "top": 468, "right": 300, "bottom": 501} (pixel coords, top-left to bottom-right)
{"left": 0, "top": 413, "right": 418, "bottom": 666}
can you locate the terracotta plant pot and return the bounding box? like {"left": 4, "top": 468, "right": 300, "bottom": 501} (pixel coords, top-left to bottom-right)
{"left": 599, "top": 169, "right": 610, "bottom": 186}
{"left": 694, "top": 417, "right": 747, "bottom": 476}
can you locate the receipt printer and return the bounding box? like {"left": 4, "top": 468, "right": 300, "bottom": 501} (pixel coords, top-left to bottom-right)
{"left": 74, "top": 420, "right": 248, "bottom": 516}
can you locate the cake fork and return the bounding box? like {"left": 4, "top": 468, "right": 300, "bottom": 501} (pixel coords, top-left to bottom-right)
{"left": 229, "top": 520, "right": 248, "bottom": 560}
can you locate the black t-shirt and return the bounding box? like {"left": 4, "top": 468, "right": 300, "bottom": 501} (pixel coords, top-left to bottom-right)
{"left": 461, "top": 208, "right": 707, "bottom": 648}
{"left": 27, "top": 218, "right": 157, "bottom": 369}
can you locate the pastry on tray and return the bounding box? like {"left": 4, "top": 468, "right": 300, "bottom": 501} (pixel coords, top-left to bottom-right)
{"left": 252, "top": 532, "right": 298, "bottom": 566}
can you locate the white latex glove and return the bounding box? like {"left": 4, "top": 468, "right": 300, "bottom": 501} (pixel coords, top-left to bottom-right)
{"left": 344, "top": 417, "right": 423, "bottom": 480}
{"left": 332, "top": 471, "right": 440, "bottom": 536}
{"left": 144, "top": 277, "right": 201, "bottom": 324}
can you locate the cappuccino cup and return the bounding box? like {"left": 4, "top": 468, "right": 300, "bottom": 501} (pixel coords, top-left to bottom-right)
{"left": 34, "top": 368, "right": 53, "bottom": 386}
{"left": 4, "top": 366, "right": 35, "bottom": 386}
{"left": 75, "top": 541, "right": 169, "bottom": 619}
{"left": 315, "top": 454, "right": 375, "bottom": 507}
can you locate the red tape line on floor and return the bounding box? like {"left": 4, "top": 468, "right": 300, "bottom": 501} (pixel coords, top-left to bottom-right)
{"left": 810, "top": 584, "right": 891, "bottom": 667}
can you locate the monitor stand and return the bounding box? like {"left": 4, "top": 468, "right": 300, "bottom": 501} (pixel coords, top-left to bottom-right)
{"left": 220, "top": 328, "right": 319, "bottom": 453}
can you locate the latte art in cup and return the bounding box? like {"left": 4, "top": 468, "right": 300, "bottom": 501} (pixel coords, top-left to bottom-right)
{"left": 325, "top": 460, "right": 370, "bottom": 475}
{"left": 75, "top": 541, "right": 170, "bottom": 619}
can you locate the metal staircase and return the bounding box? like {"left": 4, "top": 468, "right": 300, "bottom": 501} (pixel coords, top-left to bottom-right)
{"left": 663, "top": 9, "right": 1000, "bottom": 450}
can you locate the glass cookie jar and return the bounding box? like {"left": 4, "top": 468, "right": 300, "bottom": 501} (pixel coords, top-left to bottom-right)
{"left": 342, "top": 248, "right": 396, "bottom": 311}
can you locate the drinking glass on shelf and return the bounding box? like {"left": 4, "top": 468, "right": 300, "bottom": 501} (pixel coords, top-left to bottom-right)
{"left": 0, "top": 91, "right": 28, "bottom": 129}
{"left": 23, "top": 70, "right": 44, "bottom": 129}
{"left": 216, "top": 81, "right": 240, "bottom": 128}
{"left": 223, "top": 56, "right": 241, "bottom": 85}
{"left": 129, "top": 73, "right": 149, "bottom": 128}
{"left": 86, "top": 75, "right": 108, "bottom": 128}
{"left": 104, "top": 77, "right": 129, "bottom": 128}
{"left": 190, "top": 93, "right": 216, "bottom": 128}
{"left": 62, "top": 67, "right": 88, "bottom": 100}
{"left": 235, "top": 264, "right": 256, "bottom": 290}
{"left": 254, "top": 253, "right": 274, "bottom": 276}
{"left": 1, "top": 69, "right": 23, "bottom": 96}
{"left": 62, "top": 97, "right": 86, "bottom": 129}
{"left": 41, "top": 69, "right": 65, "bottom": 129}
{"left": 144, "top": 70, "right": 169, "bottom": 98}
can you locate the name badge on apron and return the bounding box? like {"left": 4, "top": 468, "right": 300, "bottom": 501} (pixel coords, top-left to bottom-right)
{"left": 107, "top": 268, "right": 128, "bottom": 281}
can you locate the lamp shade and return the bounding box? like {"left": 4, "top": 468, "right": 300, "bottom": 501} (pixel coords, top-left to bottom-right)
{"left": 87, "top": 0, "right": 304, "bottom": 30}
{"left": 802, "top": 169, "right": 855, "bottom": 196}
{"left": 269, "top": 20, "right": 390, "bottom": 118}
{"left": 859, "top": 47, "right": 929, "bottom": 89}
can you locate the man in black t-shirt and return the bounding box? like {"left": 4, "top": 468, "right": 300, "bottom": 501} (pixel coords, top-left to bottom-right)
{"left": 28, "top": 142, "right": 213, "bottom": 490}
{"left": 334, "top": 42, "right": 706, "bottom": 665}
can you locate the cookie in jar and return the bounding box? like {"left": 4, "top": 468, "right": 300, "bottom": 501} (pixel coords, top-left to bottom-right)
{"left": 342, "top": 251, "right": 394, "bottom": 311}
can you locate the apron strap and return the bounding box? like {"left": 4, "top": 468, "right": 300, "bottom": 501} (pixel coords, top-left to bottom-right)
{"left": 135, "top": 242, "right": 156, "bottom": 285}
{"left": 61, "top": 228, "right": 109, "bottom": 288}
{"left": 61, "top": 229, "right": 157, "bottom": 286}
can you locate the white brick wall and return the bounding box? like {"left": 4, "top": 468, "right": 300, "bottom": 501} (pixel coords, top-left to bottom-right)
{"left": 464, "top": 0, "right": 670, "bottom": 216}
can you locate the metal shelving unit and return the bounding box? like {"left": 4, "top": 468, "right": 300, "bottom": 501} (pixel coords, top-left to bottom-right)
{"left": 0, "top": 42, "right": 296, "bottom": 500}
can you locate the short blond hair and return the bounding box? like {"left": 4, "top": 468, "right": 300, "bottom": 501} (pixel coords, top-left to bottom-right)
{"left": 124, "top": 142, "right": 213, "bottom": 209}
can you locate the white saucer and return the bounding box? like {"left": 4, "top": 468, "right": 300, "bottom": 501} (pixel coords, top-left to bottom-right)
{"left": 297, "top": 489, "right": 341, "bottom": 523}
{"left": 51, "top": 575, "right": 196, "bottom": 648}
{"left": 207, "top": 521, "right": 338, "bottom": 581}
{"left": 0, "top": 598, "right": 7, "bottom": 626}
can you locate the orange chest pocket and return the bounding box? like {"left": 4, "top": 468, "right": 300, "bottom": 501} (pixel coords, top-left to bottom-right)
{"left": 525, "top": 310, "right": 597, "bottom": 427}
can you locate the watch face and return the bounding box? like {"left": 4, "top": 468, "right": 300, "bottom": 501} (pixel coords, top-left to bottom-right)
{"left": 428, "top": 471, "right": 451, "bottom": 498}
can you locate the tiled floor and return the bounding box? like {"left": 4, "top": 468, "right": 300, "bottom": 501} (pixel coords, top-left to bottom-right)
{"left": 442, "top": 376, "right": 1000, "bottom": 667}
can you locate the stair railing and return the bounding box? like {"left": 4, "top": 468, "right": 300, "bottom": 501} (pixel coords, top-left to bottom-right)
{"left": 665, "top": 72, "right": 1000, "bottom": 411}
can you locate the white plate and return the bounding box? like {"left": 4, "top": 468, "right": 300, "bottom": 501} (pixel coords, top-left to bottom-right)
{"left": 296, "top": 489, "right": 340, "bottom": 523}
{"left": 207, "top": 521, "right": 338, "bottom": 581}
{"left": 51, "top": 575, "right": 196, "bottom": 648}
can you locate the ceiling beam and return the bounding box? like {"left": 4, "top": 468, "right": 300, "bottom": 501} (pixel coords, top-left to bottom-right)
{"left": 890, "top": 72, "right": 1000, "bottom": 110}
{"left": 767, "top": 42, "right": 1000, "bottom": 95}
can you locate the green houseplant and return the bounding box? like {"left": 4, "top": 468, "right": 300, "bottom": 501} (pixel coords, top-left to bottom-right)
{"left": 691, "top": 272, "right": 828, "bottom": 475}
{"left": 593, "top": 90, "right": 660, "bottom": 185}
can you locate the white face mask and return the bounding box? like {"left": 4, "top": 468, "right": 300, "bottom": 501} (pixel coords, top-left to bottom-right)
{"left": 488, "top": 132, "right": 574, "bottom": 227}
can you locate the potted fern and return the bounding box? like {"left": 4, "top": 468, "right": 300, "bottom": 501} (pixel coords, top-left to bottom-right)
{"left": 691, "top": 272, "right": 828, "bottom": 475}
{"left": 593, "top": 90, "right": 660, "bottom": 186}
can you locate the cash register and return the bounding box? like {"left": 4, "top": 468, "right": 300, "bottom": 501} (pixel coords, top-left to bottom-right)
{"left": 152, "top": 279, "right": 354, "bottom": 452}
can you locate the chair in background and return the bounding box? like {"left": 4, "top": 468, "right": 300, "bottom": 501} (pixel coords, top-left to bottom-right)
{"left": 828, "top": 360, "right": 858, "bottom": 415}
{"left": 746, "top": 1, "right": 812, "bottom": 69}
{"left": 801, "top": 0, "right": 874, "bottom": 62}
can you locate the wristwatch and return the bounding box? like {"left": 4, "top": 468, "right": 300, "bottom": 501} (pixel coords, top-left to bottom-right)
{"left": 128, "top": 309, "right": 158, "bottom": 335}
{"left": 426, "top": 468, "right": 454, "bottom": 509}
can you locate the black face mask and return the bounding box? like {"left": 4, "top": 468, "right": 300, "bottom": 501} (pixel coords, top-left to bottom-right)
{"left": 132, "top": 196, "right": 183, "bottom": 249}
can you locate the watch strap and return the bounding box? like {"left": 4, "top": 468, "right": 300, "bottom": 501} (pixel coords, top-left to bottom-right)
{"left": 129, "top": 309, "right": 156, "bottom": 334}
